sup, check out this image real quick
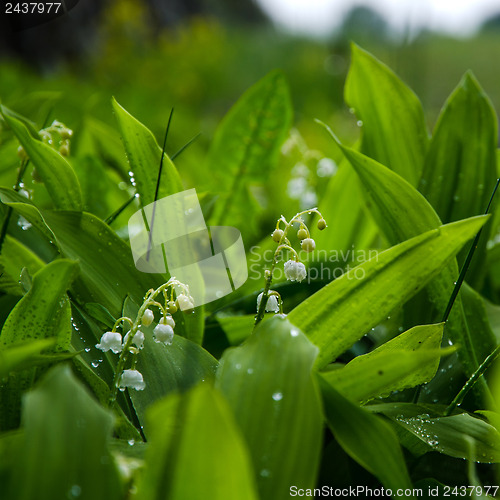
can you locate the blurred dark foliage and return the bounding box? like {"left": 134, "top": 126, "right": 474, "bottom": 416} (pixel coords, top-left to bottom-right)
{"left": 0, "top": 0, "right": 267, "bottom": 71}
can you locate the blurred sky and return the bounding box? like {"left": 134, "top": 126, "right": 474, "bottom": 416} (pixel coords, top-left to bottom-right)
{"left": 256, "top": 0, "right": 500, "bottom": 36}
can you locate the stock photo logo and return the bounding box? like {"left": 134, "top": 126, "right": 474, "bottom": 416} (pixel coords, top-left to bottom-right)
{"left": 128, "top": 189, "right": 248, "bottom": 309}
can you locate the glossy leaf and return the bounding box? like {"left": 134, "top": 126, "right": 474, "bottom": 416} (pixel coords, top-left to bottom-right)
{"left": 337, "top": 144, "right": 496, "bottom": 380}
{"left": 112, "top": 98, "right": 183, "bottom": 206}
{"left": 1, "top": 107, "right": 82, "bottom": 210}
{"left": 318, "top": 377, "right": 413, "bottom": 491}
{"left": 7, "top": 365, "right": 122, "bottom": 500}
{"left": 216, "top": 316, "right": 323, "bottom": 500}
{"left": 372, "top": 403, "right": 500, "bottom": 463}
{"left": 345, "top": 44, "right": 428, "bottom": 185}
{"left": 0, "top": 339, "right": 55, "bottom": 378}
{"left": 288, "top": 216, "right": 488, "bottom": 368}
{"left": 207, "top": 71, "right": 292, "bottom": 230}
{"left": 419, "top": 72, "right": 497, "bottom": 226}
{"left": 322, "top": 324, "right": 455, "bottom": 403}
{"left": 136, "top": 384, "right": 258, "bottom": 500}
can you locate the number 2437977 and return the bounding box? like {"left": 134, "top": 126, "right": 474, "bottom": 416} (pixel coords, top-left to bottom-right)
{"left": 5, "top": 3, "right": 62, "bottom": 14}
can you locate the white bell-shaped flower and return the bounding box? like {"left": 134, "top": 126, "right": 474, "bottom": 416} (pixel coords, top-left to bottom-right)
{"left": 119, "top": 369, "right": 145, "bottom": 391}
{"left": 176, "top": 294, "right": 194, "bottom": 311}
{"left": 96, "top": 331, "right": 123, "bottom": 354}
{"left": 153, "top": 323, "right": 174, "bottom": 345}
{"left": 256, "top": 292, "right": 280, "bottom": 313}
{"left": 284, "top": 260, "right": 307, "bottom": 282}
{"left": 160, "top": 315, "right": 175, "bottom": 329}
{"left": 124, "top": 330, "right": 145, "bottom": 350}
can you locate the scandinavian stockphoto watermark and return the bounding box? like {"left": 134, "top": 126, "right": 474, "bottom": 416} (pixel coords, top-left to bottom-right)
{"left": 128, "top": 188, "right": 248, "bottom": 308}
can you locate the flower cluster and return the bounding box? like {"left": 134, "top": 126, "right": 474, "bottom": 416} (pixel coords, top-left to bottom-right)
{"left": 255, "top": 209, "right": 327, "bottom": 324}
{"left": 95, "top": 279, "right": 194, "bottom": 402}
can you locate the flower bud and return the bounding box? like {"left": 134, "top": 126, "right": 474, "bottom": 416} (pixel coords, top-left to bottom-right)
{"left": 301, "top": 238, "right": 316, "bottom": 252}
{"left": 297, "top": 227, "right": 308, "bottom": 240}
{"left": 272, "top": 229, "right": 284, "bottom": 243}
{"left": 142, "top": 308, "right": 154, "bottom": 326}
{"left": 59, "top": 143, "right": 70, "bottom": 156}
{"left": 124, "top": 330, "right": 145, "bottom": 350}
{"left": 167, "top": 300, "right": 178, "bottom": 313}
{"left": 317, "top": 218, "right": 327, "bottom": 230}
{"left": 176, "top": 294, "right": 194, "bottom": 311}
{"left": 160, "top": 315, "right": 175, "bottom": 329}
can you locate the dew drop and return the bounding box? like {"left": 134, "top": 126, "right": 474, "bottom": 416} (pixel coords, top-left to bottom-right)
{"left": 235, "top": 363, "right": 242, "bottom": 370}
{"left": 67, "top": 485, "right": 81, "bottom": 498}
{"left": 272, "top": 392, "right": 283, "bottom": 401}
{"left": 260, "top": 468, "right": 271, "bottom": 478}
{"left": 290, "top": 329, "right": 299, "bottom": 337}
{"left": 128, "top": 439, "right": 135, "bottom": 446}
{"left": 84, "top": 347, "right": 91, "bottom": 353}
{"left": 247, "top": 368, "right": 254, "bottom": 375}
{"left": 356, "top": 120, "right": 363, "bottom": 127}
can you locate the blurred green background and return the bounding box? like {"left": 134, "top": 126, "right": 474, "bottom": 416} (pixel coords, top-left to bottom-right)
{"left": 2, "top": 0, "right": 500, "bottom": 162}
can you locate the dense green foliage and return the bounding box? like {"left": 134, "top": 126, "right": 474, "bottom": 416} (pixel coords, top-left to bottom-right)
{"left": 1, "top": 34, "right": 500, "bottom": 498}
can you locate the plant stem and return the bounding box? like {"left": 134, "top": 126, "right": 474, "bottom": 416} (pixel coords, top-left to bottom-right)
{"left": 253, "top": 209, "right": 321, "bottom": 328}
{"left": 444, "top": 344, "right": 500, "bottom": 416}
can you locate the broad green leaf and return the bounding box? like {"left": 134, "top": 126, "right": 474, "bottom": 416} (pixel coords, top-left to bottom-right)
{"left": 207, "top": 71, "right": 292, "bottom": 231}
{"left": 323, "top": 324, "right": 454, "bottom": 403}
{"left": 345, "top": 44, "right": 428, "bottom": 185}
{"left": 216, "top": 316, "right": 323, "bottom": 500}
{"left": 0, "top": 259, "right": 78, "bottom": 430}
{"left": 216, "top": 314, "right": 256, "bottom": 345}
{"left": 371, "top": 403, "right": 500, "bottom": 463}
{"left": 130, "top": 333, "right": 218, "bottom": 430}
{"left": 0, "top": 235, "right": 45, "bottom": 296}
{"left": 7, "top": 365, "right": 122, "bottom": 500}
{"left": 0, "top": 339, "right": 55, "bottom": 378}
{"left": 0, "top": 259, "right": 78, "bottom": 349}
{"left": 112, "top": 98, "right": 183, "bottom": 206}
{"left": 419, "top": 72, "right": 497, "bottom": 226}
{"left": 288, "top": 216, "right": 488, "bottom": 368}
{"left": 136, "top": 384, "right": 258, "bottom": 500}
{"left": 311, "top": 159, "right": 378, "bottom": 255}
{"left": 336, "top": 144, "right": 496, "bottom": 380}
{"left": 318, "top": 377, "right": 413, "bottom": 492}
{"left": 419, "top": 73, "right": 497, "bottom": 287}
{"left": 1, "top": 108, "right": 82, "bottom": 210}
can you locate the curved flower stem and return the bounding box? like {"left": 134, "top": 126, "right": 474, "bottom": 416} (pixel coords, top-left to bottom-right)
{"left": 253, "top": 208, "right": 322, "bottom": 329}
{"left": 107, "top": 278, "right": 184, "bottom": 408}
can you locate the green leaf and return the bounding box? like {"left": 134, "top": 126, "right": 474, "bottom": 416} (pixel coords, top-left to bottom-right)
{"left": 335, "top": 143, "right": 495, "bottom": 381}
{"left": 323, "top": 324, "right": 455, "bottom": 403}
{"left": 112, "top": 98, "right": 183, "bottom": 206}
{"left": 215, "top": 316, "right": 323, "bottom": 500}
{"left": 345, "top": 44, "right": 428, "bottom": 185}
{"left": 318, "top": 377, "right": 413, "bottom": 491}
{"left": 136, "top": 384, "right": 258, "bottom": 500}
{"left": 0, "top": 259, "right": 78, "bottom": 430}
{"left": 0, "top": 259, "right": 78, "bottom": 350}
{"left": 0, "top": 339, "right": 55, "bottom": 378}
{"left": 0, "top": 235, "right": 45, "bottom": 296}
{"left": 419, "top": 73, "right": 498, "bottom": 288}
{"left": 1, "top": 107, "right": 82, "bottom": 210}
{"left": 371, "top": 403, "right": 500, "bottom": 463}
{"left": 419, "top": 72, "right": 498, "bottom": 226}
{"left": 7, "top": 364, "right": 122, "bottom": 500}
{"left": 288, "top": 216, "right": 488, "bottom": 368}
{"left": 207, "top": 71, "right": 292, "bottom": 230}
{"left": 130, "top": 333, "right": 218, "bottom": 430}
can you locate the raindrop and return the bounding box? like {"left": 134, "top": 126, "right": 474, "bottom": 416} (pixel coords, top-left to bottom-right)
{"left": 453, "top": 194, "right": 460, "bottom": 202}
{"left": 290, "top": 329, "right": 299, "bottom": 337}
{"left": 91, "top": 361, "right": 99, "bottom": 368}
{"left": 428, "top": 440, "right": 439, "bottom": 446}
{"left": 272, "top": 392, "right": 283, "bottom": 401}
{"left": 84, "top": 347, "right": 91, "bottom": 353}
{"left": 356, "top": 120, "right": 363, "bottom": 127}
{"left": 67, "top": 485, "right": 81, "bottom": 498}
{"left": 128, "top": 439, "right": 135, "bottom": 446}
{"left": 349, "top": 107, "right": 356, "bottom": 114}
{"left": 247, "top": 368, "right": 254, "bottom": 374}
{"left": 260, "top": 469, "right": 271, "bottom": 478}
{"left": 235, "top": 363, "right": 242, "bottom": 370}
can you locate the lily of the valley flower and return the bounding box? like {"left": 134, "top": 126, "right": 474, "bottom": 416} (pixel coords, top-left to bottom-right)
{"left": 124, "top": 330, "right": 145, "bottom": 350}
{"left": 160, "top": 315, "right": 175, "bottom": 329}
{"left": 257, "top": 292, "right": 280, "bottom": 313}
{"left": 96, "top": 331, "right": 123, "bottom": 354}
{"left": 176, "top": 293, "right": 194, "bottom": 311}
{"left": 142, "top": 308, "right": 154, "bottom": 326}
{"left": 119, "top": 369, "right": 145, "bottom": 391}
{"left": 284, "top": 260, "right": 307, "bottom": 282}
{"left": 153, "top": 323, "right": 174, "bottom": 345}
